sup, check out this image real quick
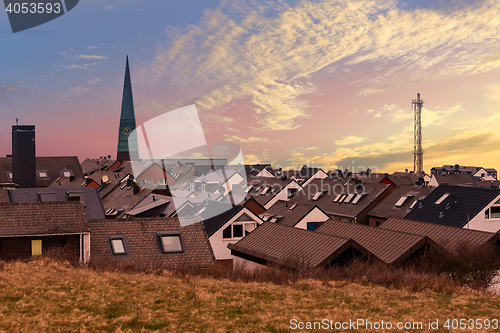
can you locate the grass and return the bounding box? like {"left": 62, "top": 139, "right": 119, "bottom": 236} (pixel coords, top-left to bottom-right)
{"left": 0, "top": 258, "right": 499, "bottom": 332}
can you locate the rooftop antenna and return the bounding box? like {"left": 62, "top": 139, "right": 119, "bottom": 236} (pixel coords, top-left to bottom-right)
{"left": 15, "top": 118, "right": 18, "bottom": 125}
{"left": 412, "top": 93, "right": 424, "bottom": 174}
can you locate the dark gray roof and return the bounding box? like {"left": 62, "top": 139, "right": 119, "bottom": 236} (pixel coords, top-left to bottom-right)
{"left": 202, "top": 205, "right": 245, "bottom": 237}
{"left": 0, "top": 201, "right": 88, "bottom": 236}
{"left": 381, "top": 218, "right": 500, "bottom": 252}
{"left": 0, "top": 156, "right": 84, "bottom": 187}
{"left": 7, "top": 187, "right": 105, "bottom": 219}
{"left": 266, "top": 200, "right": 317, "bottom": 227}
{"left": 367, "top": 185, "right": 436, "bottom": 219}
{"left": 132, "top": 194, "right": 177, "bottom": 217}
{"left": 100, "top": 182, "right": 154, "bottom": 219}
{"left": 88, "top": 217, "right": 215, "bottom": 270}
{"left": 228, "top": 222, "right": 367, "bottom": 268}
{"left": 404, "top": 185, "right": 500, "bottom": 228}
{"left": 316, "top": 219, "right": 436, "bottom": 265}
{"left": 80, "top": 158, "right": 117, "bottom": 175}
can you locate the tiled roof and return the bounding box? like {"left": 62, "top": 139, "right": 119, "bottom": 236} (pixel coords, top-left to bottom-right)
{"left": 80, "top": 158, "right": 116, "bottom": 175}
{"left": 367, "top": 185, "right": 436, "bottom": 219}
{"left": 404, "top": 185, "right": 500, "bottom": 228}
{"left": 381, "top": 218, "right": 500, "bottom": 252}
{"left": 0, "top": 201, "right": 88, "bottom": 236}
{"left": 228, "top": 222, "right": 366, "bottom": 268}
{"left": 7, "top": 187, "right": 105, "bottom": 219}
{"left": 0, "top": 156, "right": 84, "bottom": 187}
{"left": 433, "top": 174, "right": 500, "bottom": 188}
{"left": 100, "top": 182, "right": 154, "bottom": 219}
{"left": 132, "top": 194, "right": 177, "bottom": 217}
{"left": 88, "top": 217, "right": 215, "bottom": 270}
{"left": 266, "top": 200, "right": 316, "bottom": 227}
{"left": 316, "top": 219, "right": 435, "bottom": 265}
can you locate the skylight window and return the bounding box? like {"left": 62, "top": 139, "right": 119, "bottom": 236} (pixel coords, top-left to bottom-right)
{"left": 159, "top": 233, "right": 183, "bottom": 253}
{"left": 435, "top": 193, "right": 450, "bottom": 205}
{"left": 63, "top": 171, "right": 71, "bottom": 177}
{"left": 261, "top": 186, "right": 269, "bottom": 195}
{"left": 338, "top": 194, "right": 347, "bottom": 203}
{"left": 261, "top": 215, "right": 270, "bottom": 221}
{"left": 351, "top": 194, "right": 363, "bottom": 205}
{"left": 344, "top": 193, "right": 355, "bottom": 203}
{"left": 333, "top": 194, "right": 342, "bottom": 203}
{"left": 255, "top": 186, "right": 262, "bottom": 192}
{"left": 409, "top": 200, "right": 418, "bottom": 209}
{"left": 270, "top": 217, "right": 278, "bottom": 223}
{"left": 395, "top": 196, "right": 408, "bottom": 207}
{"left": 110, "top": 238, "right": 126, "bottom": 255}
{"left": 38, "top": 172, "right": 48, "bottom": 178}
{"left": 312, "top": 192, "right": 322, "bottom": 201}
{"left": 289, "top": 203, "right": 298, "bottom": 210}
{"left": 197, "top": 207, "right": 207, "bottom": 215}
{"left": 7, "top": 172, "right": 12, "bottom": 179}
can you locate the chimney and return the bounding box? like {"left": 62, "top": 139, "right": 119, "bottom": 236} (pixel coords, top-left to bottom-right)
{"left": 69, "top": 175, "right": 76, "bottom": 182}
{"left": 133, "top": 181, "right": 140, "bottom": 194}
{"left": 12, "top": 124, "right": 36, "bottom": 188}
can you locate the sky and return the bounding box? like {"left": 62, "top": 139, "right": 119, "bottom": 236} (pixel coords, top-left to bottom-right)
{"left": 0, "top": 0, "right": 498, "bottom": 173}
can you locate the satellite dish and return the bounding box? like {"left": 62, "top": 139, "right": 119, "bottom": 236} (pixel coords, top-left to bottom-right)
{"left": 101, "top": 175, "right": 109, "bottom": 183}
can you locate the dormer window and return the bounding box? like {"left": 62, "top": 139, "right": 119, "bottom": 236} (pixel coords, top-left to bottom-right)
{"left": 201, "top": 184, "right": 207, "bottom": 192}
{"left": 63, "top": 171, "right": 71, "bottom": 177}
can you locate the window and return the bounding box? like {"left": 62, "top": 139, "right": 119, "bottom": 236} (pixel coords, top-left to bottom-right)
{"left": 306, "top": 222, "right": 323, "bottom": 231}
{"left": 222, "top": 222, "right": 256, "bottom": 239}
{"left": 395, "top": 196, "right": 407, "bottom": 207}
{"left": 485, "top": 209, "right": 490, "bottom": 219}
{"left": 158, "top": 178, "right": 167, "bottom": 185}
{"left": 144, "top": 179, "right": 153, "bottom": 184}
{"left": 312, "top": 192, "right": 322, "bottom": 201}
{"left": 190, "top": 182, "right": 195, "bottom": 191}
{"left": 260, "top": 186, "right": 269, "bottom": 195}
{"left": 110, "top": 238, "right": 126, "bottom": 255}
{"left": 409, "top": 200, "right": 418, "bottom": 209}
{"left": 31, "top": 239, "right": 42, "bottom": 256}
{"left": 289, "top": 203, "right": 298, "bottom": 210}
{"left": 158, "top": 233, "right": 183, "bottom": 253}
{"left": 38, "top": 172, "right": 48, "bottom": 178}
{"left": 435, "top": 193, "right": 450, "bottom": 204}
{"left": 491, "top": 206, "right": 500, "bottom": 219}
{"left": 7, "top": 172, "right": 12, "bottom": 179}
{"left": 351, "top": 194, "right": 363, "bottom": 204}
{"left": 201, "top": 184, "right": 207, "bottom": 192}
{"left": 333, "top": 194, "right": 342, "bottom": 203}
{"left": 344, "top": 193, "right": 354, "bottom": 203}
{"left": 63, "top": 171, "right": 71, "bottom": 177}
{"left": 338, "top": 194, "right": 347, "bottom": 203}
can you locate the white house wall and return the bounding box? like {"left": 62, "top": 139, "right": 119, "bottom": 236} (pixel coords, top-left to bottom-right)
{"left": 464, "top": 193, "right": 500, "bottom": 233}
{"left": 301, "top": 170, "right": 329, "bottom": 187}
{"left": 264, "top": 180, "right": 302, "bottom": 209}
{"left": 294, "top": 207, "right": 330, "bottom": 230}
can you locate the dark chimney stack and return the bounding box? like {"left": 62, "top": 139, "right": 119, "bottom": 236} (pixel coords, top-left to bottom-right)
{"left": 12, "top": 124, "right": 36, "bottom": 188}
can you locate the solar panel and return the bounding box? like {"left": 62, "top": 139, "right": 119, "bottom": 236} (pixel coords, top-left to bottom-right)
{"left": 344, "top": 193, "right": 355, "bottom": 203}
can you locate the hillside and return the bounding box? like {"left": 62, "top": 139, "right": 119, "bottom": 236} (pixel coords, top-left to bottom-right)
{"left": 0, "top": 259, "right": 499, "bottom": 332}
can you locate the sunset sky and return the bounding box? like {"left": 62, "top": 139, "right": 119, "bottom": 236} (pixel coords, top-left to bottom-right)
{"left": 0, "top": 0, "right": 498, "bottom": 173}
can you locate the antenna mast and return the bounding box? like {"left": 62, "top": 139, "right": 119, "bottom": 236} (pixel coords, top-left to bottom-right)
{"left": 412, "top": 93, "right": 424, "bottom": 174}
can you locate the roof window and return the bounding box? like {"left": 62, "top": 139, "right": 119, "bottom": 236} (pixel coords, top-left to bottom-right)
{"left": 110, "top": 238, "right": 126, "bottom": 255}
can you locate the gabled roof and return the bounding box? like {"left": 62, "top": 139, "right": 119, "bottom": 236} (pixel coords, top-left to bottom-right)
{"left": 88, "top": 217, "right": 215, "bottom": 270}
{"left": 228, "top": 222, "right": 367, "bottom": 268}
{"left": 100, "top": 181, "right": 154, "bottom": 219}
{"left": 381, "top": 218, "right": 500, "bottom": 252}
{"left": 0, "top": 201, "right": 88, "bottom": 236}
{"left": 0, "top": 156, "right": 84, "bottom": 187}
{"left": 316, "top": 219, "right": 436, "bottom": 265}
{"left": 81, "top": 158, "right": 116, "bottom": 175}
{"left": 202, "top": 205, "right": 249, "bottom": 236}
{"left": 7, "top": 187, "right": 105, "bottom": 219}
{"left": 367, "top": 185, "right": 436, "bottom": 219}
{"left": 125, "top": 198, "right": 171, "bottom": 218}
{"left": 132, "top": 194, "right": 177, "bottom": 218}
{"left": 404, "top": 185, "right": 500, "bottom": 228}
{"left": 265, "top": 200, "right": 316, "bottom": 227}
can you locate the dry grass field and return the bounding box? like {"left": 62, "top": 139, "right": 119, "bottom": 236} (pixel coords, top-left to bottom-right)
{"left": 0, "top": 258, "right": 499, "bottom": 332}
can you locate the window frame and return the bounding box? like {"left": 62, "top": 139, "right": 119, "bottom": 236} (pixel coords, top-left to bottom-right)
{"left": 109, "top": 237, "right": 127, "bottom": 255}
{"left": 222, "top": 222, "right": 257, "bottom": 239}
{"left": 157, "top": 231, "right": 184, "bottom": 254}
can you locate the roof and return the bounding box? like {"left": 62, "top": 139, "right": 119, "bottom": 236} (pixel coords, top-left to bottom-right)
{"left": 100, "top": 181, "right": 154, "bottom": 219}
{"left": 381, "top": 218, "right": 500, "bottom": 252}
{"left": 265, "top": 200, "right": 317, "bottom": 227}
{"left": 316, "top": 219, "right": 435, "bottom": 265}
{"left": 7, "top": 187, "right": 105, "bottom": 219}
{"left": 88, "top": 217, "right": 215, "bottom": 270}
{"left": 433, "top": 174, "right": 500, "bottom": 188}
{"left": 0, "top": 201, "right": 88, "bottom": 236}
{"left": 228, "top": 222, "right": 366, "bottom": 268}
{"left": 132, "top": 194, "right": 177, "bottom": 218}
{"left": 81, "top": 158, "right": 116, "bottom": 175}
{"left": 125, "top": 198, "right": 171, "bottom": 217}
{"left": 0, "top": 156, "right": 84, "bottom": 187}
{"left": 404, "top": 185, "right": 500, "bottom": 228}
{"left": 386, "top": 172, "right": 424, "bottom": 186}
{"left": 367, "top": 185, "right": 436, "bottom": 219}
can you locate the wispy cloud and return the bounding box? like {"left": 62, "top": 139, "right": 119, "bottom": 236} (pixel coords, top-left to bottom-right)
{"left": 66, "top": 63, "right": 100, "bottom": 70}
{"left": 85, "top": 78, "right": 101, "bottom": 84}
{"left": 68, "top": 86, "right": 93, "bottom": 96}
{"left": 0, "top": 80, "right": 37, "bottom": 105}
{"left": 104, "top": 5, "right": 114, "bottom": 11}
{"left": 74, "top": 55, "right": 107, "bottom": 60}
{"left": 137, "top": 0, "right": 497, "bottom": 132}
{"left": 83, "top": 46, "right": 100, "bottom": 49}
{"left": 224, "top": 135, "right": 267, "bottom": 143}
{"left": 334, "top": 136, "right": 367, "bottom": 146}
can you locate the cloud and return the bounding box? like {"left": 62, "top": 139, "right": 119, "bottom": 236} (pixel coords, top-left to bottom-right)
{"left": 74, "top": 55, "right": 108, "bottom": 60}
{"left": 374, "top": 112, "right": 382, "bottom": 118}
{"left": 305, "top": 146, "right": 318, "bottom": 151}
{"left": 68, "top": 86, "right": 93, "bottom": 96}
{"left": 367, "top": 109, "right": 374, "bottom": 113}
{"left": 137, "top": 0, "right": 498, "bottom": 132}
{"left": 350, "top": 110, "right": 357, "bottom": 115}
{"left": 83, "top": 46, "right": 100, "bottom": 49}
{"left": 202, "top": 113, "right": 235, "bottom": 123}
{"left": 104, "top": 5, "right": 114, "bottom": 11}
{"left": 334, "top": 136, "right": 367, "bottom": 146}
{"left": 0, "top": 80, "right": 37, "bottom": 105}
{"left": 85, "top": 78, "right": 101, "bottom": 84}
{"left": 224, "top": 135, "right": 267, "bottom": 143}
{"left": 66, "top": 63, "right": 100, "bottom": 70}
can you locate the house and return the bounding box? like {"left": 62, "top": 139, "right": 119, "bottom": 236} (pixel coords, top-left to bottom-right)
{"left": 429, "top": 173, "right": 500, "bottom": 188}
{"left": 6, "top": 187, "right": 105, "bottom": 219}
{"left": 316, "top": 219, "right": 438, "bottom": 265}
{"left": 367, "top": 184, "right": 436, "bottom": 227}
{"left": 88, "top": 217, "right": 216, "bottom": 270}
{"left": 380, "top": 218, "right": 500, "bottom": 253}
{"left": 228, "top": 222, "right": 368, "bottom": 270}
{"left": 261, "top": 201, "right": 330, "bottom": 231}
{"left": 404, "top": 185, "right": 500, "bottom": 233}
{"left": 431, "top": 164, "right": 497, "bottom": 180}
{"left": 200, "top": 204, "right": 263, "bottom": 261}
{"left": 0, "top": 201, "right": 90, "bottom": 262}
{"left": 124, "top": 193, "right": 176, "bottom": 218}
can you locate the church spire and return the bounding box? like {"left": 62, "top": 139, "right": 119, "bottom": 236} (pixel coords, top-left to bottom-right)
{"left": 117, "top": 55, "right": 138, "bottom": 162}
